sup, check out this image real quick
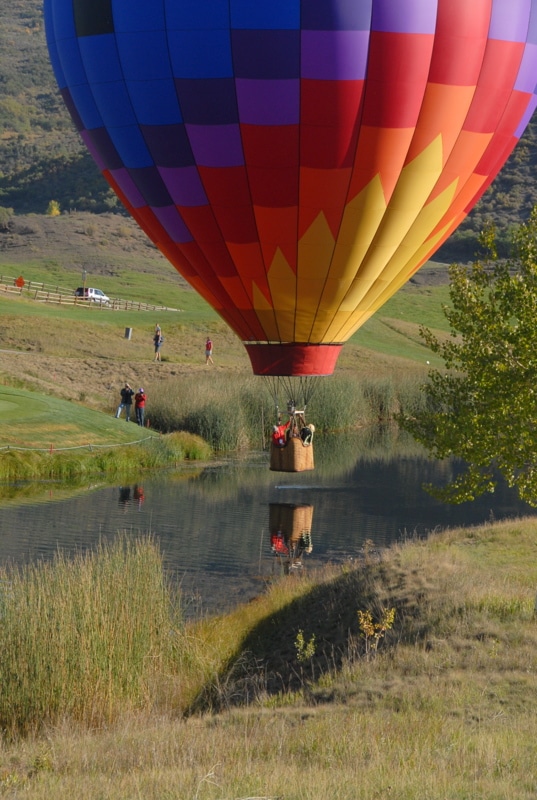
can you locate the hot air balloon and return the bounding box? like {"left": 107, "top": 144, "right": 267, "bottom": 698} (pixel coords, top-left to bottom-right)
{"left": 44, "top": 0, "right": 537, "bottom": 380}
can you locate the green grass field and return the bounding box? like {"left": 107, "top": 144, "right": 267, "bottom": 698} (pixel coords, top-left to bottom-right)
{"left": 0, "top": 385, "right": 157, "bottom": 450}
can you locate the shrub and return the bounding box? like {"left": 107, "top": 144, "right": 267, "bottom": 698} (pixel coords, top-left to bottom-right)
{"left": 0, "top": 205, "right": 14, "bottom": 231}
{"left": 45, "top": 200, "right": 60, "bottom": 217}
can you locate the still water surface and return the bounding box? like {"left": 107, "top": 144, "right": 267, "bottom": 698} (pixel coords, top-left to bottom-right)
{"left": 0, "top": 431, "right": 533, "bottom": 616}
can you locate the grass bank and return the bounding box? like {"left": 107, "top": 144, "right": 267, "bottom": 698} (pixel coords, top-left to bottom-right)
{"left": 0, "top": 430, "right": 211, "bottom": 482}
{"left": 0, "top": 385, "right": 212, "bottom": 481}
{"left": 1, "top": 518, "right": 537, "bottom": 797}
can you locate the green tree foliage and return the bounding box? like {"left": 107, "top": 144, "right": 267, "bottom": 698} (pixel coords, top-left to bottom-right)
{"left": 46, "top": 199, "right": 60, "bottom": 216}
{"left": 399, "top": 209, "right": 537, "bottom": 506}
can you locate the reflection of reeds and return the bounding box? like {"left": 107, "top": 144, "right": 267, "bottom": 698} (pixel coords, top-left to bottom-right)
{"left": 149, "top": 373, "right": 427, "bottom": 450}
{"left": 169, "top": 427, "right": 433, "bottom": 504}
{"left": 314, "top": 425, "right": 428, "bottom": 474}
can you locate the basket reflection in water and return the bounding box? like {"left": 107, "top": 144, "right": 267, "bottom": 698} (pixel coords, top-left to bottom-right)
{"left": 270, "top": 503, "right": 314, "bottom": 573}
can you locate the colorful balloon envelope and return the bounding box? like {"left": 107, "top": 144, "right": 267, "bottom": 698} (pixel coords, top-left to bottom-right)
{"left": 44, "top": 0, "right": 537, "bottom": 375}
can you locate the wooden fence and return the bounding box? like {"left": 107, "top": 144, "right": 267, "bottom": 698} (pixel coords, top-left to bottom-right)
{"left": 0, "top": 276, "right": 180, "bottom": 313}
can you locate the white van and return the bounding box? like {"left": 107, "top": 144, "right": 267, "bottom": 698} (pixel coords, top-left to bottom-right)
{"left": 74, "top": 287, "right": 110, "bottom": 305}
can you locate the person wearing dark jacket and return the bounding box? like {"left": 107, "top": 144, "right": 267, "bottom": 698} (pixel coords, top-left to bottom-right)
{"left": 115, "top": 383, "right": 134, "bottom": 422}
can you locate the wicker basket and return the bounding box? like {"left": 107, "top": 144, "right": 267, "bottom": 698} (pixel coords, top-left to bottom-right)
{"left": 270, "top": 435, "right": 314, "bottom": 472}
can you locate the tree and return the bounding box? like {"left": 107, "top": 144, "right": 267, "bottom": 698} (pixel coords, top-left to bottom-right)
{"left": 399, "top": 208, "right": 537, "bottom": 506}
{"left": 46, "top": 200, "right": 60, "bottom": 217}
{"left": 0, "top": 206, "right": 14, "bottom": 231}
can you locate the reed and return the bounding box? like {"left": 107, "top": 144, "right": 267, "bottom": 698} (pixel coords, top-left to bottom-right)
{"left": 0, "top": 432, "right": 211, "bottom": 483}
{"left": 306, "top": 374, "right": 370, "bottom": 431}
{"left": 149, "top": 373, "right": 426, "bottom": 450}
{"left": 0, "top": 536, "right": 183, "bottom": 736}
{"left": 150, "top": 374, "right": 276, "bottom": 451}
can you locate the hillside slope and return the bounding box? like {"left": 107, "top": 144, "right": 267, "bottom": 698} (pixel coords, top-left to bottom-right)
{"left": 0, "top": 4, "right": 536, "bottom": 260}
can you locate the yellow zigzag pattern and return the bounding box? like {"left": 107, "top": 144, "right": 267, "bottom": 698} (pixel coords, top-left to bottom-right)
{"left": 255, "top": 135, "right": 462, "bottom": 344}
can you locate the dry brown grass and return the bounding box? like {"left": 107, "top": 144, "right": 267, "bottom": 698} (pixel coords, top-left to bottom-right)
{"left": 0, "top": 304, "right": 250, "bottom": 410}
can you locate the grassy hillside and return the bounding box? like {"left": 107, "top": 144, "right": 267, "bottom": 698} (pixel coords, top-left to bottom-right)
{"left": 0, "top": 213, "right": 450, "bottom": 416}
{"left": 0, "top": 1, "right": 115, "bottom": 214}
{"left": 0, "top": 212, "right": 196, "bottom": 305}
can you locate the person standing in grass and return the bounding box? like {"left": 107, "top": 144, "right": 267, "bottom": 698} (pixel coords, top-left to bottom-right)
{"left": 115, "top": 382, "right": 134, "bottom": 421}
{"left": 135, "top": 388, "right": 146, "bottom": 426}
{"left": 205, "top": 337, "right": 214, "bottom": 365}
{"left": 153, "top": 325, "right": 163, "bottom": 362}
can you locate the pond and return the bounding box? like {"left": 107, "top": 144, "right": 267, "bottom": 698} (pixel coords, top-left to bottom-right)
{"left": 0, "top": 429, "right": 533, "bottom": 617}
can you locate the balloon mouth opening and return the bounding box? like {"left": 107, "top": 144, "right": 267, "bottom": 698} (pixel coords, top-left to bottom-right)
{"left": 244, "top": 343, "right": 342, "bottom": 376}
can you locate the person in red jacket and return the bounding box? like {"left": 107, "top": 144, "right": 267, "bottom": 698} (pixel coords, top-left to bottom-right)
{"left": 270, "top": 529, "right": 289, "bottom": 555}
{"left": 134, "top": 388, "right": 146, "bottom": 427}
{"left": 272, "top": 421, "right": 289, "bottom": 447}
{"left": 205, "top": 337, "right": 214, "bottom": 365}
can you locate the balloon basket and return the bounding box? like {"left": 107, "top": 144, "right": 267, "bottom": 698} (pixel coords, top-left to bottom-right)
{"left": 270, "top": 436, "right": 314, "bottom": 472}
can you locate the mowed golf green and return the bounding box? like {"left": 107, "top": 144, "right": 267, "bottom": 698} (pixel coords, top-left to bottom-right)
{"left": 0, "top": 386, "right": 157, "bottom": 449}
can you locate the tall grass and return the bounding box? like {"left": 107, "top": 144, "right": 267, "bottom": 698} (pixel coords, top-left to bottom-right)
{"left": 0, "top": 536, "right": 183, "bottom": 736}
{"left": 150, "top": 374, "right": 282, "bottom": 450}
{"left": 149, "top": 372, "right": 426, "bottom": 450}
{"left": 307, "top": 374, "right": 370, "bottom": 431}
{"left": 0, "top": 432, "right": 211, "bottom": 482}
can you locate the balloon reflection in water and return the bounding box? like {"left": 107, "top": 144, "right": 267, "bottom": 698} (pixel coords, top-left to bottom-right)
{"left": 269, "top": 503, "right": 314, "bottom": 574}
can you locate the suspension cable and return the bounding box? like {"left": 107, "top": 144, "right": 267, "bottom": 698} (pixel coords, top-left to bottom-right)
{"left": 262, "top": 375, "right": 322, "bottom": 420}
